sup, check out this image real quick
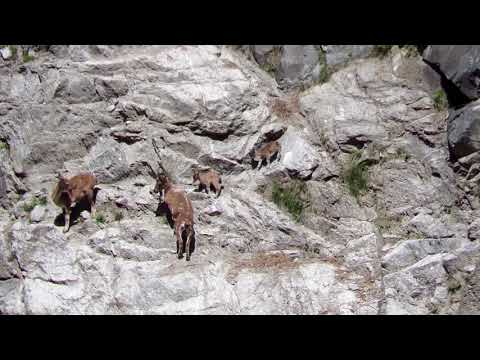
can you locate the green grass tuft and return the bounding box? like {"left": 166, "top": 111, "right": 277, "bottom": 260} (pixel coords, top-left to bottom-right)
{"left": 317, "top": 50, "right": 330, "bottom": 84}
{"left": 9, "top": 45, "right": 17, "bottom": 60}
{"left": 0, "top": 140, "right": 8, "bottom": 151}
{"left": 341, "top": 150, "right": 370, "bottom": 199}
{"left": 22, "top": 52, "right": 34, "bottom": 63}
{"left": 433, "top": 89, "right": 448, "bottom": 111}
{"left": 94, "top": 213, "right": 106, "bottom": 225}
{"left": 38, "top": 196, "right": 48, "bottom": 206}
{"left": 271, "top": 180, "right": 310, "bottom": 222}
{"left": 22, "top": 195, "right": 47, "bottom": 212}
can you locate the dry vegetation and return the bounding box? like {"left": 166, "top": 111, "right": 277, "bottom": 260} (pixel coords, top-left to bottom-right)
{"left": 227, "top": 251, "right": 298, "bottom": 281}
{"left": 270, "top": 94, "right": 301, "bottom": 120}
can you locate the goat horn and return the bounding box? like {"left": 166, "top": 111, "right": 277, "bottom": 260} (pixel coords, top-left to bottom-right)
{"left": 152, "top": 138, "right": 172, "bottom": 179}
{"left": 142, "top": 161, "right": 157, "bottom": 178}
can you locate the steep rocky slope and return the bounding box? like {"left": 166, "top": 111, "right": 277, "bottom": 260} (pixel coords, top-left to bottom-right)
{"left": 1, "top": 45, "right": 479, "bottom": 314}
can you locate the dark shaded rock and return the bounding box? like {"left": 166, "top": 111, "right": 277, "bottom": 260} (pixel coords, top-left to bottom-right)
{"left": 424, "top": 45, "right": 480, "bottom": 102}
{"left": 448, "top": 99, "right": 480, "bottom": 159}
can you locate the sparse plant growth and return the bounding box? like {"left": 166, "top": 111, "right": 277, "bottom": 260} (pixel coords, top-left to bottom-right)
{"left": 433, "top": 89, "right": 448, "bottom": 111}
{"left": 158, "top": 215, "right": 168, "bottom": 225}
{"left": 114, "top": 212, "right": 124, "bottom": 222}
{"left": 374, "top": 208, "right": 404, "bottom": 235}
{"left": 270, "top": 95, "right": 300, "bottom": 119}
{"left": 406, "top": 229, "right": 424, "bottom": 239}
{"left": 318, "top": 65, "right": 331, "bottom": 84}
{"left": 260, "top": 47, "right": 282, "bottom": 77}
{"left": 230, "top": 252, "right": 296, "bottom": 275}
{"left": 261, "top": 62, "right": 276, "bottom": 75}
{"left": 94, "top": 213, "right": 106, "bottom": 225}
{"left": 445, "top": 206, "right": 462, "bottom": 224}
{"left": 9, "top": 45, "right": 17, "bottom": 60}
{"left": 400, "top": 45, "right": 419, "bottom": 57}
{"left": 318, "top": 130, "right": 329, "bottom": 147}
{"left": 395, "top": 147, "right": 410, "bottom": 162}
{"left": 22, "top": 51, "right": 34, "bottom": 63}
{"left": 378, "top": 146, "right": 410, "bottom": 165}
{"left": 271, "top": 180, "right": 310, "bottom": 222}
{"left": 0, "top": 140, "right": 8, "bottom": 151}
{"left": 371, "top": 45, "right": 394, "bottom": 58}
{"left": 38, "top": 196, "right": 48, "bottom": 206}
{"left": 22, "top": 195, "right": 47, "bottom": 213}
{"left": 341, "top": 150, "right": 370, "bottom": 199}
{"left": 317, "top": 50, "right": 330, "bottom": 84}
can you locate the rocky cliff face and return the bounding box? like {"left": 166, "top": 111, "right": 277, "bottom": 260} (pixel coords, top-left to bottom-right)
{"left": 1, "top": 44, "right": 479, "bottom": 315}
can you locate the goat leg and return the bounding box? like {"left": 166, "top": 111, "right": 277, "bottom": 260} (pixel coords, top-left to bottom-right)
{"left": 185, "top": 226, "right": 192, "bottom": 261}
{"left": 63, "top": 208, "right": 71, "bottom": 233}
{"left": 87, "top": 190, "right": 96, "bottom": 217}
{"left": 176, "top": 223, "right": 184, "bottom": 259}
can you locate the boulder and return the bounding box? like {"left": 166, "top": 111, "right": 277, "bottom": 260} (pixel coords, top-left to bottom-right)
{"left": 448, "top": 99, "right": 480, "bottom": 158}
{"left": 423, "top": 45, "right": 480, "bottom": 101}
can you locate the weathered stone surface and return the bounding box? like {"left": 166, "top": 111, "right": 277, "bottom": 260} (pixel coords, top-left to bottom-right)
{"left": 423, "top": 45, "right": 480, "bottom": 101}
{"left": 448, "top": 99, "right": 480, "bottom": 159}
{"left": 86, "top": 137, "right": 129, "bottom": 184}
{"left": 468, "top": 218, "right": 480, "bottom": 240}
{"left": 0, "top": 45, "right": 479, "bottom": 315}
{"left": 324, "top": 45, "right": 374, "bottom": 68}
{"left": 0, "top": 47, "right": 12, "bottom": 60}
{"left": 29, "top": 206, "right": 46, "bottom": 223}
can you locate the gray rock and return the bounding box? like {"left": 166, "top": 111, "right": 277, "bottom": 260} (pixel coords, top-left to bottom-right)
{"left": 54, "top": 74, "right": 100, "bottom": 104}
{"left": 86, "top": 137, "right": 129, "bottom": 183}
{"left": 94, "top": 77, "right": 129, "bottom": 100}
{"left": 0, "top": 45, "right": 477, "bottom": 315}
{"left": 324, "top": 45, "right": 374, "bottom": 68}
{"left": 408, "top": 213, "right": 455, "bottom": 238}
{"left": 382, "top": 237, "right": 469, "bottom": 272}
{"left": 29, "top": 206, "right": 46, "bottom": 223}
{"left": 448, "top": 99, "right": 480, "bottom": 158}
{"left": 276, "top": 45, "right": 324, "bottom": 88}
{"left": 423, "top": 45, "right": 480, "bottom": 101}
{"left": 278, "top": 127, "right": 319, "bottom": 179}
{"left": 468, "top": 219, "right": 480, "bottom": 240}
{"left": 0, "top": 47, "right": 12, "bottom": 60}
{"left": 204, "top": 204, "right": 223, "bottom": 216}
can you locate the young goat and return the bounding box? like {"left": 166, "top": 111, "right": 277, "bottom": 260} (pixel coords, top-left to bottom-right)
{"left": 148, "top": 139, "right": 195, "bottom": 261}
{"left": 51, "top": 172, "right": 97, "bottom": 233}
{"left": 253, "top": 140, "right": 281, "bottom": 169}
{"left": 193, "top": 168, "right": 223, "bottom": 197}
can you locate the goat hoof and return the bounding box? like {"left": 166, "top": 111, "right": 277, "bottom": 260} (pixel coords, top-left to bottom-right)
{"left": 186, "top": 256, "right": 191, "bottom": 261}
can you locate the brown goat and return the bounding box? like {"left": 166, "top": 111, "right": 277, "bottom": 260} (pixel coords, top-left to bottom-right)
{"left": 151, "top": 174, "right": 195, "bottom": 260}
{"left": 148, "top": 138, "right": 195, "bottom": 260}
{"left": 51, "top": 172, "right": 97, "bottom": 233}
{"left": 253, "top": 140, "right": 281, "bottom": 169}
{"left": 193, "top": 168, "right": 223, "bottom": 197}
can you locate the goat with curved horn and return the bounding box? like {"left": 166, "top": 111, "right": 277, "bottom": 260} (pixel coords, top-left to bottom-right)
{"left": 149, "top": 137, "right": 195, "bottom": 261}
